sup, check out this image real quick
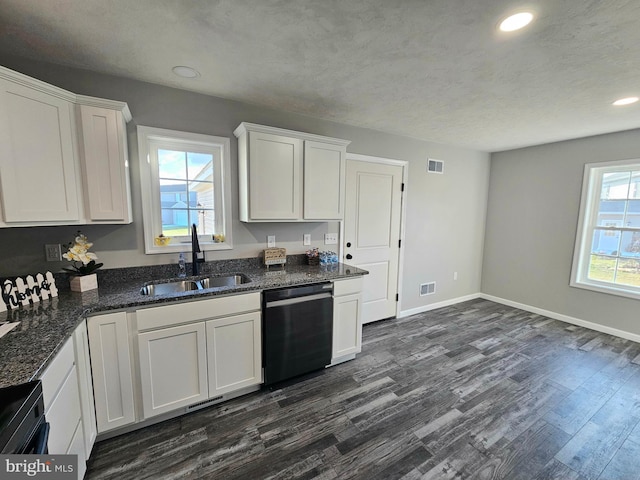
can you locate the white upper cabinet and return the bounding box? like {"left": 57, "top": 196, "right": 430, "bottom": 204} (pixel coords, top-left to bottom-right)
{"left": 247, "top": 131, "right": 303, "bottom": 220}
{"left": 0, "top": 77, "right": 81, "bottom": 223}
{"left": 76, "top": 102, "right": 132, "bottom": 223}
{"left": 304, "top": 140, "right": 346, "bottom": 220}
{"left": 234, "top": 123, "right": 350, "bottom": 222}
{"left": 0, "top": 66, "right": 132, "bottom": 227}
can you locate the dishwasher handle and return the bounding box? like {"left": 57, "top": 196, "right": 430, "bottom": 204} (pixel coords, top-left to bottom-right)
{"left": 265, "top": 292, "right": 332, "bottom": 308}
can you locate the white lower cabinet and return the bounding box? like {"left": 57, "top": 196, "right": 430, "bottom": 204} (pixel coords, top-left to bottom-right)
{"left": 138, "top": 322, "right": 209, "bottom": 418}
{"left": 73, "top": 321, "right": 97, "bottom": 460}
{"left": 332, "top": 277, "right": 363, "bottom": 363}
{"left": 207, "top": 311, "right": 262, "bottom": 397}
{"left": 40, "top": 321, "right": 96, "bottom": 479}
{"left": 87, "top": 311, "right": 136, "bottom": 433}
{"left": 44, "top": 360, "right": 81, "bottom": 454}
{"left": 135, "top": 293, "right": 262, "bottom": 421}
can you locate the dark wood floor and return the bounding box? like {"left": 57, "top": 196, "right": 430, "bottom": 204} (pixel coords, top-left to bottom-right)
{"left": 85, "top": 299, "right": 640, "bottom": 480}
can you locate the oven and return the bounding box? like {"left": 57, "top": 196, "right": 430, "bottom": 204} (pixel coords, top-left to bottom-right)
{"left": 262, "top": 282, "right": 333, "bottom": 386}
{"left": 0, "top": 381, "right": 49, "bottom": 454}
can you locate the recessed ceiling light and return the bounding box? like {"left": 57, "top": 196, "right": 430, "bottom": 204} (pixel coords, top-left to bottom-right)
{"left": 172, "top": 66, "right": 200, "bottom": 78}
{"left": 499, "top": 12, "right": 534, "bottom": 32}
{"left": 612, "top": 97, "right": 639, "bottom": 106}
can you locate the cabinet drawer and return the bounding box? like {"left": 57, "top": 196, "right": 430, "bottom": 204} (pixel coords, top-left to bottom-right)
{"left": 137, "top": 292, "right": 261, "bottom": 331}
{"left": 40, "top": 338, "right": 75, "bottom": 409}
{"left": 333, "top": 277, "right": 363, "bottom": 297}
{"left": 46, "top": 365, "right": 82, "bottom": 454}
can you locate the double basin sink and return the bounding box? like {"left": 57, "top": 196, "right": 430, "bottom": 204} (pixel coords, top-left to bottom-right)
{"left": 140, "top": 274, "right": 251, "bottom": 296}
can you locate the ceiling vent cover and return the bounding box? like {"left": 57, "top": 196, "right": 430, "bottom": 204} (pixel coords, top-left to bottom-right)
{"left": 427, "top": 159, "right": 444, "bottom": 174}
{"left": 420, "top": 282, "right": 436, "bottom": 296}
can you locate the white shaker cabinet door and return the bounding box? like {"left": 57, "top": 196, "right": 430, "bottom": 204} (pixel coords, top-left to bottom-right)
{"left": 206, "top": 311, "right": 262, "bottom": 397}
{"left": 73, "top": 321, "right": 97, "bottom": 459}
{"left": 87, "top": 312, "right": 136, "bottom": 433}
{"left": 332, "top": 292, "right": 363, "bottom": 359}
{"left": 332, "top": 277, "right": 363, "bottom": 363}
{"left": 247, "top": 131, "right": 303, "bottom": 220}
{"left": 0, "top": 79, "right": 81, "bottom": 222}
{"left": 303, "top": 140, "right": 346, "bottom": 220}
{"left": 138, "top": 322, "right": 209, "bottom": 419}
{"left": 77, "top": 104, "right": 132, "bottom": 223}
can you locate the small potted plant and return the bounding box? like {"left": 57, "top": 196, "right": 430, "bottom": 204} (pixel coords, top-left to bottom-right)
{"left": 63, "top": 231, "right": 103, "bottom": 292}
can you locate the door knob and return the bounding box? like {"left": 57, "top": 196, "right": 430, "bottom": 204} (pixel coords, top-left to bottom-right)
{"left": 346, "top": 242, "right": 351, "bottom": 247}
{"left": 346, "top": 254, "right": 353, "bottom": 260}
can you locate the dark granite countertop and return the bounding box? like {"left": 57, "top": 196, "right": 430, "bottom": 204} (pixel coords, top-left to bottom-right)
{"left": 0, "top": 257, "right": 367, "bottom": 388}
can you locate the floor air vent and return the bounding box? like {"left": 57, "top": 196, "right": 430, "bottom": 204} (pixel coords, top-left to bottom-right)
{"left": 420, "top": 282, "right": 436, "bottom": 296}
{"left": 186, "top": 395, "right": 224, "bottom": 412}
{"left": 427, "top": 159, "right": 444, "bottom": 174}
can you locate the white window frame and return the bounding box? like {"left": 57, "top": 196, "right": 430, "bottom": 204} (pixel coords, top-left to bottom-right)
{"left": 137, "top": 126, "right": 233, "bottom": 254}
{"left": 571, "top": 158, "right": 640, "bottom": 300}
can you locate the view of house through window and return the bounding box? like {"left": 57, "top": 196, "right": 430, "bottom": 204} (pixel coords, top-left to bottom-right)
{"left": 572, "top": 160, "right": 640, "bottom": 298}
{"left": 137, "top": 126, "right": 232, "bottom": 254}
{"left": 159, "top": 149, "right": 215, "bottom": 236}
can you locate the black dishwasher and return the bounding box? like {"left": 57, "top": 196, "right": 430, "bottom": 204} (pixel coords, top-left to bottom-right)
{"left": 262, "top": 282, "right": 333, "bottom": 386}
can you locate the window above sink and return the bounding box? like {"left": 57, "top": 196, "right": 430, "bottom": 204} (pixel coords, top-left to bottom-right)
{"left": 137, "top": 126, "right": 233, "bottom": 254}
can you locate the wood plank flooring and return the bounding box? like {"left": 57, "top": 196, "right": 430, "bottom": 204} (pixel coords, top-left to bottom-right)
{"left": 85, "top": 299, "right": 640, "bottom": 479}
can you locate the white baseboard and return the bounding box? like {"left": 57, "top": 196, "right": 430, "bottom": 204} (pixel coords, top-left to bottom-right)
{"left": 399, "top": 293, "right": 482, "bottom": 318}
{"left": 480, "top": 293, "right": 640, "bottom": 344}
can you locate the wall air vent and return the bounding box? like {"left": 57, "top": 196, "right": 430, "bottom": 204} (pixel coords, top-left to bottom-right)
{"left": 420, "top": 282, "right": 436, "bottom": 296}
{"left": 427, "top": 158, "right": 444, "bottom": 174}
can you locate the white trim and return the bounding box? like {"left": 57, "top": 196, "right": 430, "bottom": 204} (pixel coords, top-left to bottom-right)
{"left": 76, "top": 94, "right": 132, "bottom": 122}
{"left": 398, "top": 293, "right": 482, "bottom": 318}
{"left": 0, "top": 66, "right": 132, "bottom": 121}
{"left": 480, "top": 293, "right": 640, "bottom": 344}
{"left": 399, "top": 291, "right": 640, "bottom": 344}
{"left": 571, "top": 158, "right": 640, "bottom": 300}
{"left": 137, "top": 125, "right": 233, "bottom": 255}
{"left": 233, "top": 122, "right": 351, "bottom": 147}
{"left": 0, "top": 65, "right": 76, "bottom": 102}
{"left": 347, "top": 152, "right": 407, "bottom": 167}
{"left": 345, "top": 152, "right": 409, "bottom": 319}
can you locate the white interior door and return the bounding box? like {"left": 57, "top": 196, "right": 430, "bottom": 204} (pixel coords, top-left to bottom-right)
{"left": 343, "top": 159, "right": 403, "bottom": 323}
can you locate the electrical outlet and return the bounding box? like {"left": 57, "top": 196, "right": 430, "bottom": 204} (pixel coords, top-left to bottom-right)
{"left": 454, "top": 271, "right": 458, "bottom": 281}
{"left": 303, "top": 234, "right": 311, "bottom": 246}
{"left": 267, "top": 235, "right": 276, "bottom": 247}
{"left": 324, "top": 233, "right": 338, "bottom": 245}
{"left": 45, "top": 244, "right": 62, "bottom": 262}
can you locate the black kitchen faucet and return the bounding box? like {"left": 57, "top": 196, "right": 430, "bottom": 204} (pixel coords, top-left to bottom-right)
{"left": 191, "top": 223, "right": 205, "bottom": 276}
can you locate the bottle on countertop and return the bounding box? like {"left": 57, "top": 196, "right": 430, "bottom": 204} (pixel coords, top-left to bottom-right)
{"left": 178, "top": 253, "right": 187, "bottom": 278}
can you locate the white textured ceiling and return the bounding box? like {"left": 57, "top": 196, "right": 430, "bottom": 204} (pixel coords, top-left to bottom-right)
{"left": 1, "top": 0, "right": 639, "bottom": 152}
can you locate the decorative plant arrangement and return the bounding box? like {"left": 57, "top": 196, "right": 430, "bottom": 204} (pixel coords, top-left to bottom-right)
{"left": 63, "top": 231, "right": 103, "bottom": 275}
{"left": 63, "top": 232, "right": 102, "bottom": 292}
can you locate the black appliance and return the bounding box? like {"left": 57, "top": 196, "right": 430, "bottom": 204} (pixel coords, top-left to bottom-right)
{"left": 0, "top": 381, "right": 49, "bottom": 454}
{"left": 262, "top": 282, "right": 333, "bottom": 386}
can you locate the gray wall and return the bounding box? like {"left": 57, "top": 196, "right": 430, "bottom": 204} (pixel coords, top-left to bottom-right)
{"left": 0, "top": 56, "right": 490, "bottom": 313}
{"left": 483, "top": 129, "right": 640, "bottom": 335}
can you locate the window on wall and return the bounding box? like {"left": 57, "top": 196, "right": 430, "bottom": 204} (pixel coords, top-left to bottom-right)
{"left": 137, "top": 126, "right": 232, "bottom": 254}
{"left": 571, "top": 159, "right": 640, "bottom": 299}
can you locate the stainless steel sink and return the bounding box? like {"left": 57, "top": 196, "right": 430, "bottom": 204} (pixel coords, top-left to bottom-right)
{"left": 140, "top": 274, "right": 251, "bottom": 296}
{"left": 200, "top": 275, "right": 249, "bottom": 289}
